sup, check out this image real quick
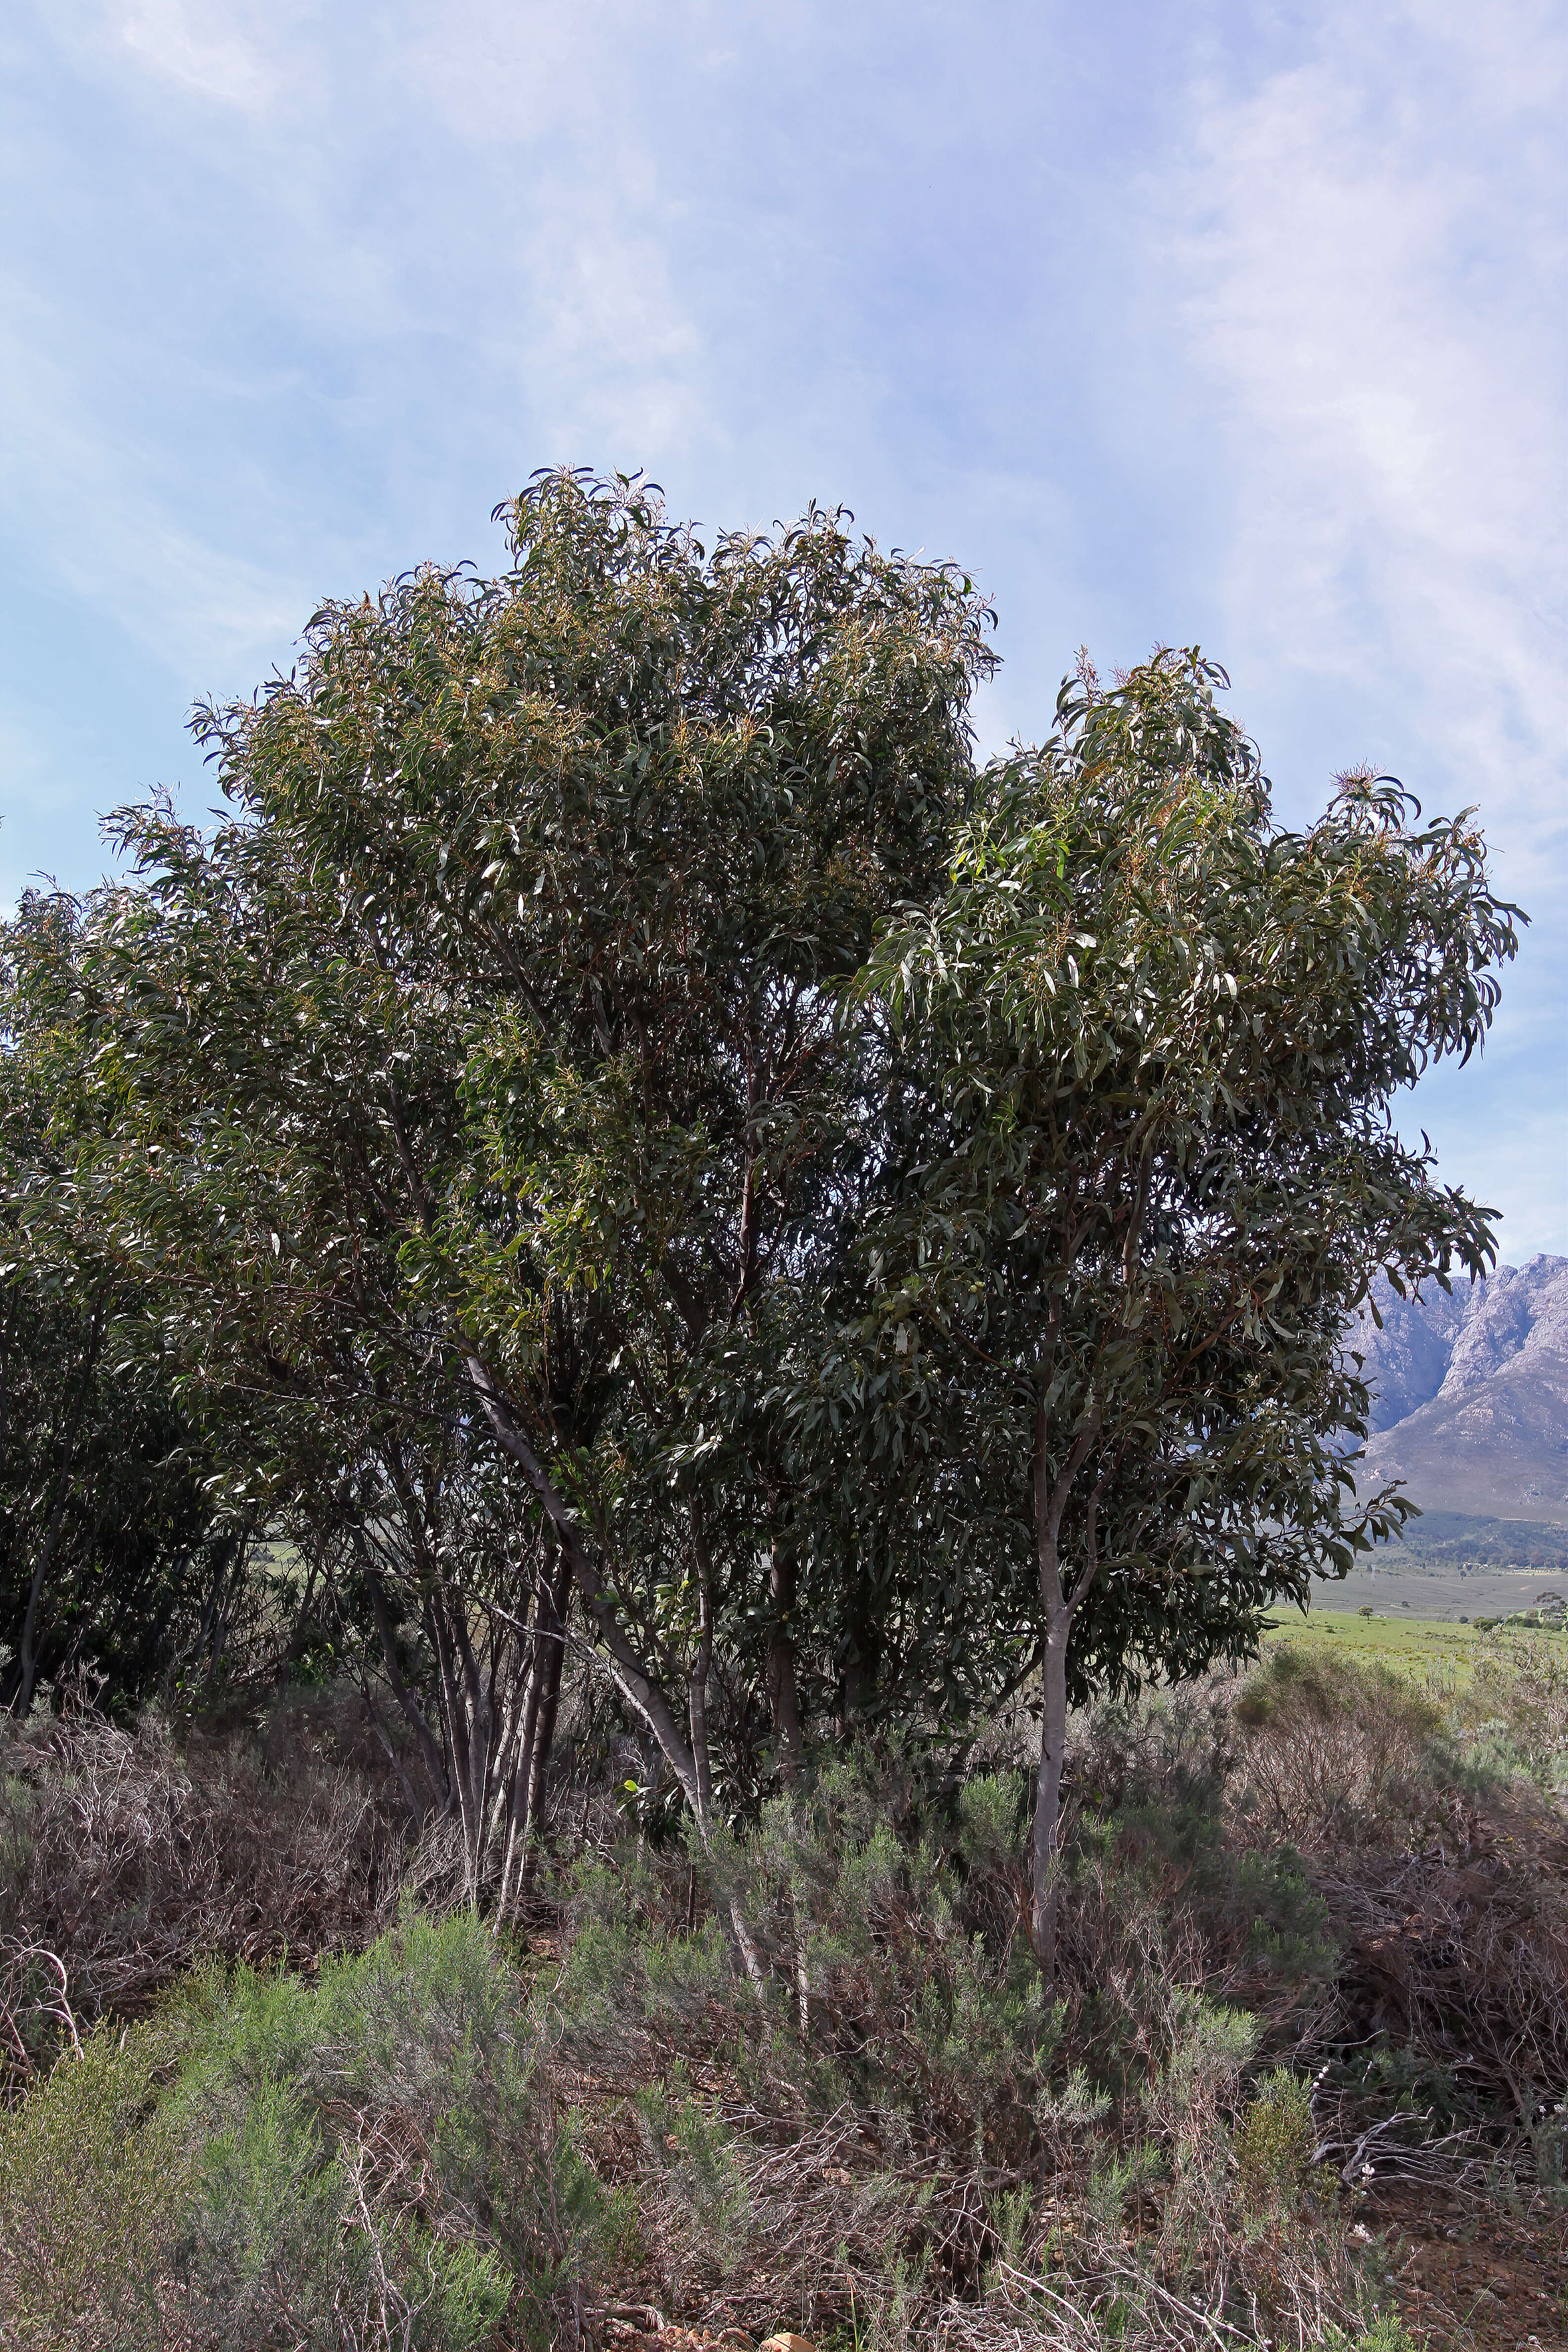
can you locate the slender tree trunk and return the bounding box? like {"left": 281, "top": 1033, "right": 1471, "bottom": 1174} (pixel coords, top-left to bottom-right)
{"left": 683, "top": 1508, "right": 769, "bottom": 1991}
{"left": 1029, "top": 1391, "right": 1100, "bottom": 1983}
{"left": 199, "top": 1523, "right": 252, "bottom": 1694}
{"left": 464, "top": 1354, "right": 769, "bottom": 1991}
{"left": 1030, "top": 1599, "right": 1072, "bottom": 1979}
{"left": 517, "top": 1540, "right": 571, "bottom": 1895}
{"left": 765, "top": 1538, "right": 802, "bottom": 1789}
{"left": 450, "top": 1603, "right": 495, "bottom": 1889}
{"left": 363, "top": 1556, "right": 450, "bottom": 1807}
{"left": 427, "top": 1593, "right": 483, "bottom": 1898}
{"left": 688, "top": 1502, "right": 717, "bottom": 1829}
{"left": 281, "top": 1553, "right": 322, "bottom": 1674}
{"left": 463, "top": 1353, "right": 703, "bottom": 1807}
{"left": 15, "top": 1487, "right": 70, "bottom": 1716}
{"left": 495, "top": 1611, "right": 543, "bottom": 1925}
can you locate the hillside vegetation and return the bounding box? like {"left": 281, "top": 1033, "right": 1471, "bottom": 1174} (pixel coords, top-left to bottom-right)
{"left": 2, "top": 1637, "right": 1565, "bottom": 2352}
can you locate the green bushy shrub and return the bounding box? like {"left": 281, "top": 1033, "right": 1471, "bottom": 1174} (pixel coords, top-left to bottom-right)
{"left": 172, "top": 1910, "right": 587, "bottom": 2348}
{"left": 1, "top": 1911, "right": 612, "bottom": 2351}
{"left": 560, "top": 1750, "right": 1059, "bottom": 2162}
{"left": 0, "top": 2019, "right": 187, "bottom": 2351}
{"left": 1232, "top": 2067, "right": 1318, "bottom": 2212}
{"left": 1457, "top": 1632, "right": 1568, "bottom": 1788}
{"left": 632, "top": 2069, "right": 752, "bottom": 2268}
{"left": 1340, "top": 2318, "right": 1425, "bottom": 2352}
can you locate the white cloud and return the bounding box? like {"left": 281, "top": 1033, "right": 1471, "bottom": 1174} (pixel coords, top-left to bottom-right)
{"left": 0, "top": 284, "right": 306, "bottom": 681}
{"left": 118, "top": 0, "right": 280, "bottom": 111}
{"left": 30, "top": 0, "right": 312, "bottom": 114}
{"left": 1170, "top": 1, "right": 1567, "bottom": 873}
{"left": 2, "top": 0, "right": 1561, "bottom": 1243}
{"left": 400, "top": 1, "right": 710, "bottom": 451}
{"left": 1148, "top": 3, "right": 1568, "bottom": 1256}
{"left": 402, "top": 0, "right": 646, "bottom": 146}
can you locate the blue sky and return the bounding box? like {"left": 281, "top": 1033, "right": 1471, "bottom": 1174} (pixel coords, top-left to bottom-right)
{"left": 3, "top": 0, "right": 1564, "bottom": 1255}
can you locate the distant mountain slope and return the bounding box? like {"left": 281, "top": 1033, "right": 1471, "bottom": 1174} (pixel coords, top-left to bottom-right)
{"left": 1347, "top": 1256, "right": 1568, "bottom": 1521}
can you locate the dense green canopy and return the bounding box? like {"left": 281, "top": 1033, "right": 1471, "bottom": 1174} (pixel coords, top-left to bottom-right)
{"left": 0, "top": 479, "right": 1520, "bottom": 1966}
{"left": 800, "top": 649, "right": 1517, "bottom": 1965}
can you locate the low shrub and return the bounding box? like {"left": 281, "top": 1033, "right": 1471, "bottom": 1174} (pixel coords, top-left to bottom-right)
{"left": 0, "top": 1910, "right": 610, "bottom": 2351}
{"left": 552, "top": 1744, "right": 1367, "bottom": 2344}
{"left": 1230, "top": 1648, "right": 1451, "bottom": 1850}
{"left": 1225, "top": 1646, "right": 1568, "bottom": 2183}
{"left": 1232, "top": 2067, "right": 1319, "bottom": 2212}
{"left": 0, "top": 2017, "right": 186, "bottom": 2351}
{"left": 1456, "top": 1631, "right": 1568, "bottom": 1787}
{"left": 1063, "top": 1691, "right": 1339, "bottom": 2036}
{"left": 560, "top": 1751, "right": 1059, "bottom": 2173}
{"left": 5, "top": 1651, "right": 1559, "bottom": 2351}
{"left": 175, "top": 1910, "right": 603, "bottom": 2348}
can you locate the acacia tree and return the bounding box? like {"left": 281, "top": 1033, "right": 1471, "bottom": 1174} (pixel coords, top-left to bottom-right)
{"left": 816, "top": 650, "right": 1519, "bottom": 1977}
{"left": 29, "top": 473, "right": 995, "bottom": 1892}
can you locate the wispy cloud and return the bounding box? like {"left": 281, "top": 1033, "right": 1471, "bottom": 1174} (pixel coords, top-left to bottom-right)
{"left": 118, "top": 0, "right": 283, "bottom": 112}
{"left": 1169, "top": 3, "right": 1566, "bottom": 870}
{"left": 1151, "top": 3, "right": 1567, "bottom": 1248}
{"left": 36, "top": 0, "right": 316, "bottom": 116}
{"left": 0, "top": 278, "right": 310, "bottom": 678}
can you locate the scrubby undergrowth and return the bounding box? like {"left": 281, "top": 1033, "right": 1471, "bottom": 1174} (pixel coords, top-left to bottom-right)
{"left": 1, "top": 1643, "right": 1564, "bottom": 2351}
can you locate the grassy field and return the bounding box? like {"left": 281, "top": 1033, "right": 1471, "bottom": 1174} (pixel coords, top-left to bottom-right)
{"left": 1262, "top": 1599, "right": 1568, "bottom": 1683}
{"left": 1316, "top": 1511, "right": 1568, "bottom": 1628}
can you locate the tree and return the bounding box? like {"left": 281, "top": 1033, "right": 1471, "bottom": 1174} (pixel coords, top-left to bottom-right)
{"left": 0, "top": 893, "right": 235, "bottom": 1715}
{"left": 14, "top": 472, "right": 1517, "bottom": 1983}
{"left": 25, "top": 472, "right": 996, "bottom": 1905}
{"left": 818, "top": 650, "right": 1519, "bottom": 1977}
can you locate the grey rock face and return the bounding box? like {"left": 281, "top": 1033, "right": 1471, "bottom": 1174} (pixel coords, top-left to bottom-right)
{"left": 1348, "top": 1257, "right": 1568, "bottom": 1520}
{"left": 1347, "top": 1278, "right": 1471, "bottom": 1430}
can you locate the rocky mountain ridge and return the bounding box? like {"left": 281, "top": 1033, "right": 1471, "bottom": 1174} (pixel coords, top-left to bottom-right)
{"left": 1348, "top": 1254, "right": 1568, "bottom": 1521}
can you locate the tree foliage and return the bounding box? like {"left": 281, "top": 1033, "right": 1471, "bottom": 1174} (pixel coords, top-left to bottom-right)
{"left": 0, "top": 481, "right": 1520, "bottom": 1969}
{"left": 0, "top": 893, "right": 231, "bottom": 1714}
{"left": 808, "top": 649, "right": 1519, "bottom": 1965}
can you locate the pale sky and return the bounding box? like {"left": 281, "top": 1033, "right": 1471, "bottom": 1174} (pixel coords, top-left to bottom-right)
{"left": 2, "top": 0, "right": 1564, "bottom": 1254}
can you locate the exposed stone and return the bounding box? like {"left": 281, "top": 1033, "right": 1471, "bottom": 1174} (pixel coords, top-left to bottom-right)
{"left": 1347, "top": 1256, "right": 1568, "bottom": 1519}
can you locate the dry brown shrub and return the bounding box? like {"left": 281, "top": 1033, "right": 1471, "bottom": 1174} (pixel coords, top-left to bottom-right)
{"left": 0, "top": 1707, "right": 404, "bottom": 2021}
{"left": 1222, "top": 1645, "right": 1568, "bottom": 2188}
{"left": 1228, "top": 1649, "right": 1447, "bottom": 1851}
{"left": 1303, "top": 1829, "right": 1568, "bottom": 2179}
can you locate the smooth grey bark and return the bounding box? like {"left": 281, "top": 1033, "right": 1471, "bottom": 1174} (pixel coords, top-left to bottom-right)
{"left": 497, "top": 1533, "right": 571, "bottom": 1914}
{"left": 1028, "top": 1173, "right": 1148, "bottom": 1979}
{"left": 463, "top": 1351, "right": 705, "bottom": 1812}
{"left": 464, "top": 1353, "right": 769, "bottom": 1989}
{"left": 687, "top": 1502, "right": 717, "bottom": 1830}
